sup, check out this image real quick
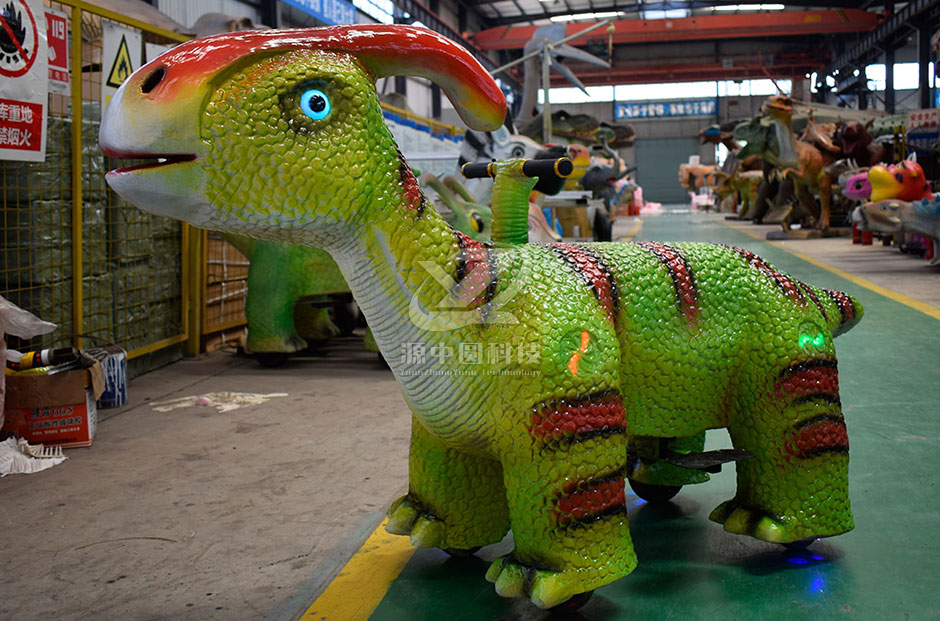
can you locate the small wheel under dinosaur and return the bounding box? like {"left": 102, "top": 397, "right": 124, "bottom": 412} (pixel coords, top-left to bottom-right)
{"left": 782, "top": 538, "right": 817, "bottom": 551}
{"left": 628, "top": 479, "right": 682, "bottom": 503}
{"left": 255, "top": 352, "right": 289, "bottom": 368}
{"left": 443, "top": 546, "right": 481, "bottom": 557}
{"left": 550, "top": 590, "right": 594, "bottom": 612}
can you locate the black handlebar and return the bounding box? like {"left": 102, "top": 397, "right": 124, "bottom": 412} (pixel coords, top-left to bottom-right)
{"left": 461, "top": 158, "right": 574, "bottom": 180}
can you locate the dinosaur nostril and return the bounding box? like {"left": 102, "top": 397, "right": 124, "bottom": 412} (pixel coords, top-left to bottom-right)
{"left": 141, "top": 66, "right": 166, "bottom": 94}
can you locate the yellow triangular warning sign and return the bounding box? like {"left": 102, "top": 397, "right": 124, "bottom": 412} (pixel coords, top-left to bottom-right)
{"left": 106, "top": 35, "right": 134, "bottom": 88}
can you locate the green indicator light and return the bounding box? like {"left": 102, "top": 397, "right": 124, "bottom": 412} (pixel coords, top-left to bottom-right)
{"left": 799, "top": 332, "right": 826, "bottom": 348}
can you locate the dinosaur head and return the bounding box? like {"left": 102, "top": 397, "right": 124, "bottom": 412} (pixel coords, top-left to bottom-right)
{"left": 839, "top": 120, "right": 871, "bottom": 156}
{"left": 868, "top": 160, "right": 930, "bottom": 202}
{"left": 100, "top": 25, "right": 506, "bottom": 244}
{"left": 857, "top": 200, "right": 905, "bottom": 234}
{"left": 843, "top": 170, "right": 871, "bottom": 201}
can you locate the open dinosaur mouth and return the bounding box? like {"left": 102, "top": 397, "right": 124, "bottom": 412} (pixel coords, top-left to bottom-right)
{"left": 103, "top": 151, "right": 196, "bottom": 175}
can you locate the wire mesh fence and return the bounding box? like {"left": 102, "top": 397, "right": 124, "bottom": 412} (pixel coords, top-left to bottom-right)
{"left": 0, "top": 1, "right": 192, "bottom": 364}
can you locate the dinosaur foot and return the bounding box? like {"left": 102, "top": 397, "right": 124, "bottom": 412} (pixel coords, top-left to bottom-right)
{"left": 485, "top": 556, "right": 604, "bottom": 609}
{"left": 386, "top": 494, "right": 451, "bottom": 549}
{"left": 247, "top": 333, "right": 308, "bottom": 354}
{"left": 710, "top": 500, "right": 792, "bottom": 543}
{"left": 710, "top": 498, "right": 851, "bottom": 544}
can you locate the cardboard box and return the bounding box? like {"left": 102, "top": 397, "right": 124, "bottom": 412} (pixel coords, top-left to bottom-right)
{"left": 1, "top": 362, "right": 104, "bottom": 448}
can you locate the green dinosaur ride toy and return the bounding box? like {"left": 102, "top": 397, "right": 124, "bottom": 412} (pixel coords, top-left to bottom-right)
{"left": 100, "top": 25, "right": 863, "bottom": 609}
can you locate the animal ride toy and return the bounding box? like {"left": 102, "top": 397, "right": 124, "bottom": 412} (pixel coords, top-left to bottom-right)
{"left": 869, "top": 160, "right": 932, "bottom": 202}
{"left": 100, "top": 25, "right": 864, "bottom": 610}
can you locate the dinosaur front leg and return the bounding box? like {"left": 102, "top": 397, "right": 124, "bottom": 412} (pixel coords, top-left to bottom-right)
{"left": 486, "top": 393, "right": 636, "bottom": 609}
{"left": 711, "top": 358, "right": 853, "bottom": 544}
{"left": 387, "top": 415, "right": 510, "bottom": 551}
{"left": 243, "top": 245, "right": 308, "bottom": 353}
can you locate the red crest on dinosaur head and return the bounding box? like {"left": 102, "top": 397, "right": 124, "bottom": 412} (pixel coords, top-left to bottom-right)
{"left": 127, "top": 25, "right": 506, "bottom": 131}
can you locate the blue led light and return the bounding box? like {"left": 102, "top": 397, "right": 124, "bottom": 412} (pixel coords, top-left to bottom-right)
{"left": 810, "top": 575, "right": 826, "bottom": 592}
{"left": 787, "top": 556, "right": 809, "bottom": 565}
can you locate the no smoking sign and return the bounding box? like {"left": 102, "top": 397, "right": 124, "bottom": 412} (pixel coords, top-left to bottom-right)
{"left": 0, "top": 0, "right": 40, "bottom": 78}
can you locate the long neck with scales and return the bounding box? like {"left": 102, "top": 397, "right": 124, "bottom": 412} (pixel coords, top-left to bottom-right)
{"left": 319, "top": 128, "right": 503, "bottom": 450}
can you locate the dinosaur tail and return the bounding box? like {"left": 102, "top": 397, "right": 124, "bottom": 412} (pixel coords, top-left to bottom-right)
{"left": 816, "top": 286, "right": 864, "bottom": 337}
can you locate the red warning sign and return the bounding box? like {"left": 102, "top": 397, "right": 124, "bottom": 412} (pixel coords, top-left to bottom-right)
{"left": 45, "top": 8, "right": 68, "bottom": 91}
{"left": 0, "top": 97, "right": 42, "bottom": 152}
{"left": 0, "top": 0, "right": 40, "bottom": 78}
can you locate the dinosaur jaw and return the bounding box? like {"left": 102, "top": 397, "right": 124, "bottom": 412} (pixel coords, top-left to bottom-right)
{"left": 100, "top": 71, "right": 211, "bottom": 223}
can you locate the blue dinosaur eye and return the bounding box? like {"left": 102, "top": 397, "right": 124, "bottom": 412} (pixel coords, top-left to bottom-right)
{"left": 299, "top": 88, "right": 330, "bottom": 120}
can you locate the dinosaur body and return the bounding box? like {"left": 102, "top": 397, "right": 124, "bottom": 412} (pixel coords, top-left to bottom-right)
{"left": 222, "top": 234, "right": 351, "bottom": 353}
{"left": 100, "top": 25, "right": 863, "bottom": 609}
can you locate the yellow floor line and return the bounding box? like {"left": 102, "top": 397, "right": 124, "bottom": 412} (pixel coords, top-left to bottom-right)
{"left": 616, "top": 217, "right": 643, "bottom": 242}
{"left": 724, "top": 220, "right": 940, "bottom": 321}
{"left": 299, "top": 518, "right": 416, "bottom": 621}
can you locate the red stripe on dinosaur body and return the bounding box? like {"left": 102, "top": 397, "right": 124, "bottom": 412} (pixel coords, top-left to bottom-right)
{"left": 549, "top": 243, "right": 618, "bottom": 322}
{"left": 454, "top": 231, "right": 495, "bottom": 309}
{"left": 726, "top": 245, "right": 805, "bottom": 306}
{"left": 398, "top": 153, "right": 424, "bottom": 213}
{"left": 529, "top": 392, "right": 626, "bottom": 442}
{"left": 634, "top": 241, "right": 699, "bottom": 324}
{"left": 798, "top": 282, "right": 828, "bottom": 321}
{"left": 784, "top": 417, "right": 849, "bottom": 458}
{"left": 554, "top": 477, "right": 626, "bottom": 525}
{"left": 775, "top": 363, "right": 840, "bottom": 398}
{"left": 823, "top": 288, "right": 855, "bottom": 324}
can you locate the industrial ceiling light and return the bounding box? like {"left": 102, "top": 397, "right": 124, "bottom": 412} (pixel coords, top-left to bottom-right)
{"left": 712, "top": 4, "right": 785, "bottom": 10}
{"left": 550, "top": 11, "right": 623, "bottom": 22}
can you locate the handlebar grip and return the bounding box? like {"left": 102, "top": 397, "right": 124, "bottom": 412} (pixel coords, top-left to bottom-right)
{"left": 522, "top": 158, "right": 573, "bottom": 179}
{"left": 461, "top": 162, "right": 493, "bottom": 178}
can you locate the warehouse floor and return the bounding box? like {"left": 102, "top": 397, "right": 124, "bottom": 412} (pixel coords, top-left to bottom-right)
{"left": 1, "top": 208, "right": 938, "bottom": 620}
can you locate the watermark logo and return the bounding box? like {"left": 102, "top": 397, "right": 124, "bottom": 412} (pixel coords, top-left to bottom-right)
{"left": 407, "top": 260, "right": 526, "bottom": 331}
{"left": 398, "top": 340, "right": 541, "bottom": 376}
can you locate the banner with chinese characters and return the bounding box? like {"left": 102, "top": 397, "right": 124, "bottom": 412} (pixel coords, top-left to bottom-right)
{"left": 906, "top": 109, "right": 939, "bottom": 153}
{"left": 0, "top": 0, "right": 48, "bottom": 162}
{"left": 614, "top": 99, "right": 718, "bottom": 120}
{"left": 282, "top": 0, "right": 357, "bottom": 25}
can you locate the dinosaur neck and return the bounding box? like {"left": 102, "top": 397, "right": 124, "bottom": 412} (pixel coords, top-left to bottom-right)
{"left": 327, "top": 197, "right": 496, "bottom": 452}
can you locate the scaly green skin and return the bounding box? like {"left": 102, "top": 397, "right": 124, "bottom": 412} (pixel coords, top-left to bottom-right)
{"left": 223, "top": 233, "right": 349, "bottom": 352}
{"left": 222, "top": 173, "right": 489, "bottom": 356}
{"left": 101, "top": 29, "right": 864, "bottom": 609}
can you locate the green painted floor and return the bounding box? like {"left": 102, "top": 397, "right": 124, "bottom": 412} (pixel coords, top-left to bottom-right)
{"left": 368, "top": 210, "right": 940, "bottom": 620}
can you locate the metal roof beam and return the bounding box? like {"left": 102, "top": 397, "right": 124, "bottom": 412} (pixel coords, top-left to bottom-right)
{"left": 472, "top": 9, "right": 880, "bottom": 50}
{"left": 821, "top": 0, "right": 940, "bottom": 81}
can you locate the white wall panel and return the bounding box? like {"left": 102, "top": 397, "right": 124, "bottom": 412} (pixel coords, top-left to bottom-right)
{"left": 157, "top": 0, "right": 261, "bottom": 30}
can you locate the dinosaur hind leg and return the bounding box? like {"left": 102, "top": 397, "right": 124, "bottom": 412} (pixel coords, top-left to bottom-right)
{"left": 712, "top": 356, "right": 853, "bottom": 543}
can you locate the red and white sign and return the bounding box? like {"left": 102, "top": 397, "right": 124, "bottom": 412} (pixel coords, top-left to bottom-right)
{"left": 0, "top": 0, "right": 47, "bottom": 162}
{"left": 45, "top": 8, "right": 69, "bottom": 94}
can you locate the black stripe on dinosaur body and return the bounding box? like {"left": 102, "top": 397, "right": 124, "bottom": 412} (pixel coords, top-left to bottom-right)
{"left": 396, "top": 149, "right": 426, "bottom": 218}
{"left": 822, "top": 288, "right": 856, "bottom": 325}
{"left": 553, "top": 467, "right": 629, "bottom": 528}
{"left": 798, "top": 281, "right": 828, "bottom": 321}
{"left": 776, "top": 358, "right": 838, "bottom": 381}
{"left": 547, "top": 244, "right": 619, "bottom": 323}
{"left": 632, "top": 241, "right": 699, "bottom": 324}
{"left": 454, "top": 230, "right": 497, "bottom": 310}
{"left": 528, "top": 390, "right": 627, "bottom": 448}
{"left": 785, "top": 413, "right": 849, "bottom": 459}
{"left": 723, "top": 244, "right": 806, "bottom": 306}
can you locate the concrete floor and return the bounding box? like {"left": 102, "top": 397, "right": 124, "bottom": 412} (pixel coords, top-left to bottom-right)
{"left": 1, "top": 209, "right": 938, "bottom": 620}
